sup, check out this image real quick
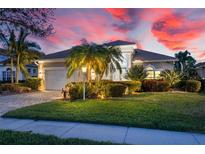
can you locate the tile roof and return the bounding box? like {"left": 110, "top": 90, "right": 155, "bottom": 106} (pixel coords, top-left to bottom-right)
{"left": 134, "top": 49, "right": 177, "bottom": 61}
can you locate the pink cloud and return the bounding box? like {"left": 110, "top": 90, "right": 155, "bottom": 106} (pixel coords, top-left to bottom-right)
{"left": 151, "top": 10, "right": 205, "bottom": 53}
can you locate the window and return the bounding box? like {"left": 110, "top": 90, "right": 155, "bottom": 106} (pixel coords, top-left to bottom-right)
{"left": 155, "top": 71, "right": 161, "bottom": 79}
{"left": 146, "top": 66, "right": 154, "bottom": 79}
{"left": 145, "top": 66, "right": 161, "bottom": 79}
{"left": 28, "top": 68, "right": 31, "bottom": 73}
{"left": 33, "top": 68, "right": 37, "bottom": 74}
{"left": 2, "top": 68, "right": 15, "bottom": 81}
{"left": 2, "top": 71, "right": 6, "bottom": 81}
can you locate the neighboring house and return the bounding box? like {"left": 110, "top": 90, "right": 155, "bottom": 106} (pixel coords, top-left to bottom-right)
{"left": 37, "top": 40, "right": 178, "bottom": 90}
{"left": 0, "top": 56, "right": 38, "bottom": 82}
{"left": 196, "top": 62, "right": 205, "bottom": 79}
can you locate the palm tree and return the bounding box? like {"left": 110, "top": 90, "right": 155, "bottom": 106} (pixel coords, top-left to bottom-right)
{"left": 66, "top": 42, "right": 123, "bottom": 81}
{"left": 15, "top": 28, "right": 41, "bottom": 83}
{"left": 174, "top": 50, "right": 199, "bottom": 79}
{"left": 125, "top": 65, "right": 148, "bottom": 81}
{"left": 160, "top": 70, "right": 181, "bottom": 87}
{"left": 99, "top": 46, "right": 123, "bottom": 80}
{"left": 0, "top": 29, "right": 16, "bottom": 83}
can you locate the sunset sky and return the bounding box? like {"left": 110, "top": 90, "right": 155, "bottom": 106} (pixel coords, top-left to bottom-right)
{"left": 35, "top": 8, "right": 205, "bottom": 62}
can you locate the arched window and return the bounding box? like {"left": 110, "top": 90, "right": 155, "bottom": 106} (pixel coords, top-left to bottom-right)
{"left": 2, "top": 68, "right": 15, "bottom": 81}
{"left": 146, "top": 66, "right": 155, "bottom": 79}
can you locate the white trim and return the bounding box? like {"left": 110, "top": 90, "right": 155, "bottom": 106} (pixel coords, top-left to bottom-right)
{"left": 37, "top": 58, "right": 65, "bottom": 63}
{"left": 44, "top": 67, "right": 66, "bottom": 70}
{"left": 133, "top": 59, "right": 178, "bottom": 63}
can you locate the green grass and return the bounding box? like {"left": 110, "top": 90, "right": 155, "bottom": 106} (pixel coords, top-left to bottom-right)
{"left": 0, "top": 130, "right": 113, "bottom": 145}
{"left": 4, "top": 92, "right": 205, "bottom": 133}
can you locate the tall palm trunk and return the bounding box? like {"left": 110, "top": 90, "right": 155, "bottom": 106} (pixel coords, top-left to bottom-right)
{"left": 10, "top": 57, "right": 14, "bottom": 83}
{"left": 15, "top": 53, "right": 20, "bottom": 84}
{"left": 86, "top": 65, "right": 91, "bottom": 81}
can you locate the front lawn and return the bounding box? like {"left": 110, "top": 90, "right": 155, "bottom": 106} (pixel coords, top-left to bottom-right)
{"left": 0, "top": 130, "right": 112, "bottom": 145}
{"left": 4, "top": 92, "right": 205, "bottom": 133}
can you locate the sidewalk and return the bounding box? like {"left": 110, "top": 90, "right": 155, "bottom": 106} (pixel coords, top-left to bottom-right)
{"left": 0, "top": 117, "right": 204, "bottom": 144}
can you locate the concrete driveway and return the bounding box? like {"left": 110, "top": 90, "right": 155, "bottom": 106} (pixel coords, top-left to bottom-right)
{"left": 0, "top": 91, "right": 62, "bottom": 116}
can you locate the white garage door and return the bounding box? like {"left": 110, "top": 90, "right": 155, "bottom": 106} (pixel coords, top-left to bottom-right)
{"left": 45, "top": 69, "right": 68, "bottom": 90}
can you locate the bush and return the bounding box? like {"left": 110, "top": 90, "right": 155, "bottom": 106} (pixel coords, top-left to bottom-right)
{"left": 142, "top": 80, "right": 158, "bottom": 92}
{"left": 142, "top": 80, "right": 170, "bottom": 92}
{"left": 125, "top": 65, "right": 147, "bottom": 81}
{"left": 107, "top": 83, "right": 126, "bottom": 97}
{"left": 0, "top": 84, "right": 31, "bottom": 94}
{"left": 157, "top": 81, "right": 170, "bottom": 92}
{"left": 160, "top": 70, "right": 181, "bottom": 87}
{"left": 175, "top": 80, "right": 187, "bottom": 90}
{"left": 66, "top": 82, "right": 107, "bottom": 100}
{"left": 24, "top": 77, "right": 41, "bottom": 90}
{"left": 186, "top": 80, "right": 201, "bottom": 92}
{"left": 122, "top": 81, "right": 142, "bottom": 94}
{"left": 67, "top": 83, "right": 83, "bottom": 100}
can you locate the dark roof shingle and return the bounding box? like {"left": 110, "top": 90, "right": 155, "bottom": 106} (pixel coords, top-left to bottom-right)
{"left": 41, "top": 41, "right": 177, "bottom": 62}
{"left": 43, "top": 49, "right": 70, "bottom": 59}
{"left": 134, "top": 49, "right": 177, "bottom": 61}
{"left": 196, "top": 62, "right": 205, "bottom": 68}
{"left": 104, "top": 40, "right": 136, "bottom": 46}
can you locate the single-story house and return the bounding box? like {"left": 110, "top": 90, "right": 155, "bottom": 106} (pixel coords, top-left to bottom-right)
{"left": 0, "top": 55, "right": 38, "bottom": 82}
{"left": 196, "top": 62, "right": 205, "bottom": 79}
{"left": 36, "top": 40, "right": 178, "bottom": 90}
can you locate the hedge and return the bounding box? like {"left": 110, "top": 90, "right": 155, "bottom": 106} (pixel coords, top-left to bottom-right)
{"left": 186, "top": 80, "right": 201, "bottom": 92}
{"left": 142, "top": 80, "right": 170, "bottom": 92}
{"left": 24, "top": 78, "right": 41, "bottom": 90}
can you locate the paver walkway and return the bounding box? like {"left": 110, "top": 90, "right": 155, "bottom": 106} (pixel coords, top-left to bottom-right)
{"left": 0, "top": 118, "right": 204, "bottom": 145}
{"left": 0, "top": 91, "right": 62, "bottom": 116}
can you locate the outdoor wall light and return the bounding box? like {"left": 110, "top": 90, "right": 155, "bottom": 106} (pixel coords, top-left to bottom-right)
{"left": 82, "top": 66, "right": 87, "bottom": 73}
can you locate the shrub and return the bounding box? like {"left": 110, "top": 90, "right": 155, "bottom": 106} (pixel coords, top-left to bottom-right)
{"left": 186, "top": 80, "right": 201, "bottom": 92}
{"left": 142, "top": 80, "right": 158, "bottom": 92}
{"left": 157, "top": 81, "right": 170, "bottom": 92}
{"left": 24, "top": 77, "right": 41, "bottom": 90}
{"left": 125, "top": 65, "right": 147, "bottom": 81}
{"left": 66, "top": 82, "right": 108, "bottom": 100}
{"left": 122, "top": 81, "right": 142, "bottom": 94}
{"left": 160, "top": 70, "right": 181, "bottom": 87}
{"left": 175, "top": 80, "right": 187, "bottom": 90}
{"left": 107, "top": 83, "right": 126, "bottom": 97}
{"left": 0, "top": 84, "right": 31, "bottom": 94}
{"left": 142, "top": 80, "right": 170, "bottom": 92}
{"left": 67, "top": 83, "right": 83, "bottom": 100}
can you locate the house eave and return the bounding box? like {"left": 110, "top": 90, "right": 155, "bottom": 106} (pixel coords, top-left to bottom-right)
{"left": 133, "top": 59, "right": 178, "bottom": 63}
{"left": 36, "top": 58, "right": 66, "bottom": 63}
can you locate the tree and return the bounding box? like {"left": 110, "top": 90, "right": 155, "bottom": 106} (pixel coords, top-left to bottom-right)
{"left": 160, "top": 70, "right": 181, "bottom": 87}
{"left": 125, "top": 65, "right": 147, "bottom": 81}
{"left": 0, "top": 29, "right": 16, "bottom": 83}
{"left": 15, "top": 28, "right": 41, "bottom": 83}
{"left": 0, "top": 9, "right": 55, "bottom": 37}
{"left": 174, "top": 50, "right": 200, "bottom": 80}
{"left": 99, "top": 46, "right": 123, "bottom": 80}
{"left": 66, "top": 42, "right": 123, "bottom": 81}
